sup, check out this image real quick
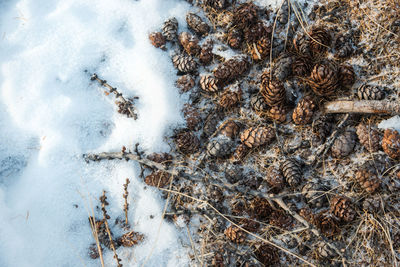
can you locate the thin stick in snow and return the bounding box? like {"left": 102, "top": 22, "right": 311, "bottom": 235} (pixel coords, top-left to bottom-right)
{"left": 323, "top": 100, "right": 400, "bottom": 115}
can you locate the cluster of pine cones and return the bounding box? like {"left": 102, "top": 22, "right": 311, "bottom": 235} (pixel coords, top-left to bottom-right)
{"left": 146, "top": 0, "right": 400, "bottom": 266}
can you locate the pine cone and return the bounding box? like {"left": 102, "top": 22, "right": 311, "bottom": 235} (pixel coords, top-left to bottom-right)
{"left": 238, "top": 217, "right": 260, "bottom": 232}
{"left": 91, "top": 218, "right": 114, "bottom": 249}
{"left": 280, "top": 158, "right": 302, "bottom": 187}
{"left": 312, "top": 115, "right": 333, "bottom": 145}
{"left": 356, "top": 123, "right": 381, "bottom": 153}
{"left": 186, "top": 13, "right": 210, "bottom": 36}
{"left": 214, "top": 56, "right": 249, "bottom": 82}
{"left": 268, "top": 105, "right": 287, "bottom": 123}
{"left": 330, "top": 195, "right": 355, "bottom": 222}
{"left": 199, "top": 39, "right": 214, "bottom": 65}
{"left": 382, "top": 129, "right": 400, "bottom": 159}
{"left": 183, "top": 104, "right": 201, "bottom": 130}
{"left": 145, "top": 171, "right": 171, "bottom": 187}
{"left": 219, "top": 120, "right": 240, "bottom": 139}
{"left": 339, "top": 64, "right": 355, "bottom": 87}
{"left": 315, "top": 241, "right": 337, "bottom": 259}
{"left": 230, "top": 143, "right": 249, "bottom": 163}
{"left": 224, "top": 225, "right": 246, "bottom": 244}
{"left": 226, "top": 28, "right": 243, "bottom": 49}
{"left": 254, "top": 244, "right": 280, "bottom": 266}
{"left": 176, "top": 74, "right": 195, "bottom": 93}
{"left": 293, "top": 33, "right": 311, "bottom": 56}
{"left": 162, "top": 17, "right": 178, "bottom": 41}
{"left": 203, "top": 111, "right": 225, "bottom": 137}
{"left": 355, "top": 169, "right": 381, "bottom": 193}
{"left": 309, "top": 60, "right": 340, "bottom": 96}
{"left": 292, "top": 56, "right": 312, "bottom": 77}
{"left": 362, "top": 197, "right": 381, "bottom": 213}
{"left": 146, "top": 152, "right": 172, "bottom": 164}
{"left": 200, "top": 74, "right": 219, "bottom": 93}
{"left": 260, "top": 73, "right": 286, "bottom": 106}
{"left": 292, "top": 96, "right": 316, "bottom": 125}
{"left": 88, "top": 243, "right": 100, "bottom": 259}
{"left": 271, "top": 53, "right": 293, "bottom": 81}
{"left": 206, "top": 136, "right": 234, "bottom": 158}
{"left": 232, "top": 2, "right": 258, "bottom": 30}
{"left": 357, "top": 84, "right": 385, "bottom": 100}
{"left": 149, "top": 32, "right": 166, "bottom": 49}
{"left": 172, "top": 54, "right": 197, "bottom": 73}
{"left": 299, "top": 207, "right": 314, "bottom": 224}
{"left": 178, "top": 32, "right": 201, "bottom": 56}
{"left": 175, "top": 131, "right": 200, "bottom": 154}
{"left": 270, "top": 209, "right": 292, "bottom": 229}
{"left": 250, "top": 94, "right": 269, "bottom": 113}
{"left": 334, "top": 33, "right": 353, "bottom": 58}
{"left": 240, "top": 126, "right": 275, "bottom": 148}
{"left": 203, "top": 0, "right": 227, "bottom": 9}
{"left": 244, "top": 21, "right": 271, "bottom": 44}
{"left": 249, "top": 197, "right": 273, "bottom": 220}
{"left": 249, "top": 36, "right": 271, "bottom": 61}
{"left": 265, "top": 166, "right": 285, "bottom": 193}
{"left": 309, "top": 27, "right": 332, "bottom": 55}
{"left": 302, "top": 182, "right": 329, "bottom": 208}
{"left": 218, "top": 85, "right": 242, "bottom": 109}
{"left": 331, "top": 130, "right": 356, "bottom": 158}
{"left": 117, "top": 231, "right": 144, "bottom": 247}
{"left": 312, "top": 212, "right": 340, "bottom": 237}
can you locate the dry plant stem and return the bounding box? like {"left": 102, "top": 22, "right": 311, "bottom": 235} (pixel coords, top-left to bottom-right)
{"left": 123, "top": 178, "right": 130, "bottom": 227}
{"left": 91, "top": 73, "right": 138, "bottom": 119}
{"left": 324, "top": 100, "right": 400, "bottom": 115}
{"left": 88, "top": 216, "right": 105, "bottom": 267}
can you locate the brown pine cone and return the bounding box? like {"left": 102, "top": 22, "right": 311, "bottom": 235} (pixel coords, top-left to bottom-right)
{"left": 292, "top": 56, "right": 312, "bottom": 77}
{"left": 268, "top": 105, "right": 286, "bottom": 123}
{"left": 117, "top": 231, "right": 144, "bottom": 247}
{"left": 356, "top": 123, "right": 381, "bottom": 153}
{"left": 265, "top": 166, "right": 285, "bottom": 193}
{"left": 230, "top": 143, "right": 249, "bottom": 163}
{"left": 270, "top": 209, "right": 292, "bottom": 229}
{"left": 299, "top": 207, "right": 314, "bottom": 224}
{"left": 232, "top": 2, "right": 258, "bottom": 30}
{"left": 357, "top": 84, "right": 385, "bottom": 100}
{"left": 90, "top": 218, "right": 114, "bottom": 249}
{"left": 199, "top": 39, "right": 214, "bottom": 65}
{"left": 145, "top": 171, "right": 171, "bottom": 188}
{"left": 219, "top": 120, "right": 240, "bottom": 139}
{"left": 280, "top": 158, "right": 302, "bottom": 187}
{"left": 309, "top": 27, "right": 332, "bottom": 55}
{"left": 226, "top": 28, "right": 243, "bottom": 49}
{"left": 355, "top": 169, "right": 381, "bottom": 194}
{"left": 334, "top": 33, "right": 353, "bottom": 58}
{"left": 302, "top": 182, "right": 329, "bottom": 208}
{"left": 146, "top": 152, "right": 172, "bottom": 164}
{"left": 312, "top": 115, "right": 333, "bottom": 145}
{"left": 200, "top": 74, "right": 219, "bottom": 93}
{"left": 238, "top": 218, "right": 260, "bottom": 232}
{"left": 293, "top": 33, "right": 311, "bottom": 56}
{"left": 254, "top": 244, "right": 280, "bottom": 266}
{"left": 182, "top": 104, "right": 201, "bottom": 130}
{"left": 176, "top": 74, "right": 195, "bottom": 93}
{"left": 382, "top": 129, "right": 400, "bottom": 159}
{"left": 249, "top": 197, "right": 273, "bottom": 220}
{"left": 162, "top": 17, "right": 178, "bottom": 41}
{"left": 175, "top": 131, "right": 200, "bottom": 154}
{"left": 218, "top": 85, "right": 242, "bottom": 109}
{"left": 330, "top": 195, "right": 355, "bottom": 222}
{"left": 313, "top": 212, "right": 340, "bottom": 237}
{"left": 250, "top": 36, "right": 271, "bottom": 61}
{"left": 292, "top": 96, "right": 316, "bottom": 125}
{"left": 243, "top": 21, "right": 270, "bottom": 43}
{"left": 203, "top": 0, "right": 227, "bottom": 9}
{"left": 224, "top": 225, "right": 246, "bottom": 244}
{"left": 178, "top": 32, "right": 200, "bottom": 56}
{"left": 309, "top": 60, "right": 339, "bottom": 96}
{"left": 186, "top": 13, "right": 210, "bottom": 36}
{"left": 214, "top": 56, "right": 249, "bottom": 82}
{"left": 240, "top": 126, "right": 275, "bottom": 148}
{"left": 260, "top": 73, "right": 286, "bottom": 106}
{"left": 202, "top": 112, "right": 225, "bottom": 137}
{"left": 331, "top": 130, "right": 356, "bottom": 158}
{"left": 88, "top": 243, "right": 100, "bottom": 259}
{"left": 250, "top": 94, "right": 269, "bottom": 113}
{"left": 206, "top": 136, "right": 234, "bottom": 158}
{"left": 339, "top": 64, "right": 355, "bottom": 88}
{"left": 149, "top": 32, "right": 166, "bottom": 49}
{"left": 172, "top": 54, "right": 197, "bottom": 73}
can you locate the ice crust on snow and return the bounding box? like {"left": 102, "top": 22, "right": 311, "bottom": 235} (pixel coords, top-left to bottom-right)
{"left": 0, "top": 0, "right": 191, "bottom": 266}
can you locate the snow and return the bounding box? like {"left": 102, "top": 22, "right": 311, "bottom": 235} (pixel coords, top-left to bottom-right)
{"left": 379, "top": 116, "right": 400, "bottom": 132}
{"left": 0, "top": 0, "right": 191, "bottom": 266}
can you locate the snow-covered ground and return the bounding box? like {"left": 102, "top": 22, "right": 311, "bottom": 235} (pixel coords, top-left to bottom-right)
{"left": 0, "top": 0, "right": 192, "bottom": 266}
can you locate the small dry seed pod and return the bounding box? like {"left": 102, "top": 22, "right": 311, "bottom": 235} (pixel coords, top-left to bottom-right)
{"left": 176, "top": 74, "right": 195, "bottom": 93}
{"left": 334, "top": 33, "right": 353, "bottom": 58}
{"left": 206, "top": 136, "right": 234, "bottom": 158}
{"left": 299, "top": 207, "right": 314, "bottom": 224}
{"left": 178, "top": 32, "right": 200, "bottom": 56}
{"left": 200, "top": 74, "right": 219, "bottom": 93}
{"left": 146, "top": 152, "right": 172, "bottom": 164}
{"left": 268, "top": 105, "right": 286, "bottom": 123}
{"left": 362, "top": 197, "right": 381, "bottom": 213}
{"left": 199, "top": 39, "right": 214, "bottom": 65}
{"left": 232, "top": 2, "right": 258, "bottom": 29}
{"left": 308, "top": 60, "right": 340, "bottom": 96}
{"left": 182, "top": 104, "right": 201, "bottom": 130}
{"left": 356, "top": 123, "right": 381, "bottom": 153}
{"left": 213, "top": 56, "right": 249, "bottom": 82}
{"left": 382, "top": 129, "right": 400, "bottom": 159}
{"left": 314, "top": 241, "right": 337, "bottom": 259}
{"left": 162, "top": 17, "right": 178, "bottom": 41}
{"left": 145, "top": 171, "right": 171, "bottom": 188}
{"left": 224, "top": 225, "right": 246, "bottom": 244}
{"left": 301, "top": 182, "right": 329, "bottom": 209}
{"left": 203, "top": 0, "right": 227, "bottom": 9}
{"left": 117, "top": 231, "right": 144, "bottom": 247}
{"left": 175, "top": 130, "right": 200, "bottom": 154}
{"left": 308, "top": 26, "right": 332, "bottom": 55}
{"left": 265, "top": 166, "right": 285, "bottom": 193}
{"left": 312, "top": 212, "right": 340, "bottom": 237}
{"left": 249, "top": 36, "right": 271, "bottom": 61}
{"left": 339, "top": 64, "right": 355, "bottom": 88}
{"left": 280, "top": 158, "right": 302, "bottom": 187}
{"left": 293, "top": 33, "right": 311, "bottom": 56}
{"left": 202, "top": 111, "right": 225, "bottom": 137}
{"left": 219, "top": 120, "right": 240, "bottom": 139}
{"left": 260, "top": 73, "right": 286, "bottom": 107}
{"left": 226, "top": 28, "right": 243, "bottom": 49}
{"left": 186, "top": 13, "right": 210, "bottom": 36}
{"left": 240, "top": 126, "right": 275, "bottom": 148}
{"left": 230, "top": 143, "right": 249, "bottom": 163}
{"left": 331, "top": 130, "right": 356, "bottom": 158}
{"left": 172, "top": 54, "right": 197, "bottom": 73}
{"left": 243, "top": 21, "right": 270, "bottom": 43}
{"left": 292, "top": 96, "right": 317, "bottom": 125}
{"left": 357, "top": 84, "right": 385, "bottom": 100}
{"left": 355, "top": 169, "right": 381, "bottom": 194}
{"left": 254, "top": 244, "right": 280, "bottom": 266}
{"left": 250, "top": 94, "right": 269, "bottom": 113}
{"left": 149, "top": 32, "right": 166, "bottom": 49}
{"left": 218, "top": 84, "right": 242, "bottom": 109}
{"left": 330, "top": 195, "right": 356, "bottom": 222}
{"left": 292, "top": 56, "right": 312, "bottom": 77}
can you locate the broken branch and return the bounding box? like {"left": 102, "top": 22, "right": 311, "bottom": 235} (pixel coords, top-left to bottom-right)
{"left": 323, "top": 100, "right": 400, "bottom": 115}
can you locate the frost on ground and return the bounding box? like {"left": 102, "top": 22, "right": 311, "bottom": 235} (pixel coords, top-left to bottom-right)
{"left": 0, "top": 0, "right": 192, "bottom": 266}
